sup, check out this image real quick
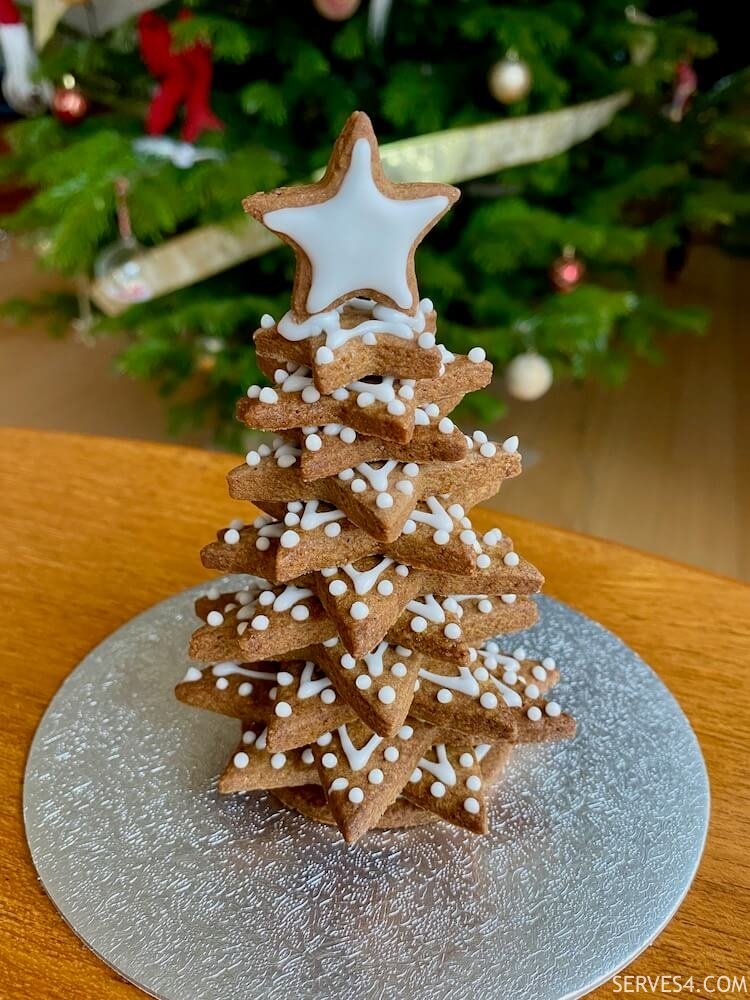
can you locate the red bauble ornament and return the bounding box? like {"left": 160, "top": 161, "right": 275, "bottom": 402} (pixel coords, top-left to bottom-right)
{"left": 52, "top": 75, "right": 88, "bottom": 124}
{"left": 313, "top": 0, "right": 360, "bottom": 20}
{"left": 551, "top": 246, "right": 585, "bottom": 293}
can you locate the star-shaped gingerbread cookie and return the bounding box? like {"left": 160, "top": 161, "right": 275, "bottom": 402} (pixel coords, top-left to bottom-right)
{"left": 243, "top": 111, "right": 459, "bottom": 319}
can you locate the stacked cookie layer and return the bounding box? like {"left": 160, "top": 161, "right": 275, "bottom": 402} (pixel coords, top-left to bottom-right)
{"left": 177, "top": 316, "right": 575, "bottom": 842}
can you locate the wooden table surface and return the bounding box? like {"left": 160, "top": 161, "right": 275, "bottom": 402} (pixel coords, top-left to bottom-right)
{"left": 1, "top": 427, "right": 748, "bottom": 997}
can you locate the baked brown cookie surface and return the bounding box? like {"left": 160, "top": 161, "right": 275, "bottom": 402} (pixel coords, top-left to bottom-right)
{"left": 177, "top": 112, "right": 575, "bottom": 843}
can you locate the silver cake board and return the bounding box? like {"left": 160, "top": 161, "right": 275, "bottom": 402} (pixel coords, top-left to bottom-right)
{"left": 24, "top": 582, "right": 709, "bottom": 1000}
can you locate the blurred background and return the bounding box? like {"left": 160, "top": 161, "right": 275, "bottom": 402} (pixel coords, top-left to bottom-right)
{"left": 1, "top": 0, "right": 747, "bottom": 579}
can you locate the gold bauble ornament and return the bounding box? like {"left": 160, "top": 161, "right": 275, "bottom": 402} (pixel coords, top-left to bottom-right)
{"left": 488, "top": 52, "right": 532, "bottom": 105}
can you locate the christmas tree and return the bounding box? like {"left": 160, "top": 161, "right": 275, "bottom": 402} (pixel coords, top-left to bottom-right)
{"left": 175, "top": 111, "right": 575, "bottom": 842}
{"left": 1, "top": 0, "right": 748, "bottom": 443}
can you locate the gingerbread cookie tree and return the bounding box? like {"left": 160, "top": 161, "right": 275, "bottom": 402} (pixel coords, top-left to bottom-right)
{"left": 177, "top": 112, "right": 575, "bottom": 843}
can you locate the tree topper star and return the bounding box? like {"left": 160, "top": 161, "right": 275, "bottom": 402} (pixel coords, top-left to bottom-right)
{"left": 243, "top": 111, "right": 459, "bottom": 320}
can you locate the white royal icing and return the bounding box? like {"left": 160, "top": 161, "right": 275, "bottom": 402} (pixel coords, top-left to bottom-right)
{"left": 264, "top": 136, "right": 448, "bottom": 314}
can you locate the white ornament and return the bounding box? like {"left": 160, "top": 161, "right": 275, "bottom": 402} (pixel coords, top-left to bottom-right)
{"left": 505, "top": 352, "right": 553, "bottom": 401}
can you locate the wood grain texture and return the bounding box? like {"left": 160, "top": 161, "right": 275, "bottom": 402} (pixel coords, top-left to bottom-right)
{"left": 0, "top": 427, "right": 748, "bottom": 999}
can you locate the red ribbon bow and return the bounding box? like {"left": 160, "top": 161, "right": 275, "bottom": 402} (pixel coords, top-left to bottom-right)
{"left": 137, "top": 10, "right": 223, "bottom": 143}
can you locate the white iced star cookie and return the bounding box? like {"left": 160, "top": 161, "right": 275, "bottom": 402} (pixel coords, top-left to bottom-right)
{"left": 243, "top": 111, "right": 459, "bottom": 319}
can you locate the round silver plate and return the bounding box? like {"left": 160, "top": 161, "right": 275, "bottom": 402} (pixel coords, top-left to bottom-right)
{"left": 24, "top": 582, "right": 709, "bottom": 1000}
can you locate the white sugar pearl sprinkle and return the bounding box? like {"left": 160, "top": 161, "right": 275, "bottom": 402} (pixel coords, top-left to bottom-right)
{"left": 338, "top": 467, "right": 354, "bottom": 481}
{"left": 215, "top": 677, "right": 229, "bottom": 690}
{"left": 301, "top": 386, "right": 320, "bottom": 404}
{"left": 316, "top": 346, "right": 334, "bottom": 364}
{"left": 463, "top": 797, "right": 481, "bottom": 814}
{"left": 527, "top": 706, "right": 543, "bottom": 721}
{"left": 384, "top": 746, "right": 399, "bottom": 763}
{"left": 466, "top": 775, "right": 482, "bottom": 792}
{"left": 328, "top": 775, "right": 347, "bottom": 790}
{"left": 258, "top": 387, "right": 278, "bottom": 404}
{"left": 478, "top": 599, "right": 493, "bottom": 614}
{"left": 242, "top": 730, "right": 257, "bottom": 744}
{"left": 378, "top": 685, "right": 396, "bottom": 704}
{"left": 377, "top": 580, "right": 393, "bottom": 596}
{"left": 501, "top": 593, "right": 517, "bottom": 604}
{"left": 502, "top": 671, "right": 517, "bottom": 685}
{"left": 341, "top": 653, "right": 356, "bottom": 669}
{"left": 448, "top": 504, "right": 465, "bottom": 519}
{"left": 274, "top": 701, "right": 292, "bottom": 718}
{"left": 403, "top": 463, "right": 419, "bottom": 477}
{"left": 418, "top": 332, "right": 436, "bottom": 349}
{"left": 438, "top": 417, "right": 454, "bottom": 434}
{"left": 363, "top": 331, "right": 376, "bottom": 345}
{"left": 474, "top": 666, "right": 490, "bottom": 682}
{"left": 502, "top": 435, "right": 519, "bottom": 454}
{"left": 433, "top": 530, "right": 450, "bottom": 545}
{"left": 325, "top": 522, "right": 341, "bottom": 538}
{"left": 321, "top": 688, "right": 336, "bottom": 704}
{"left": 356, "top": 675, "right": 372, "bottom": 690}
{"left": 410, "top": 768, "right": 422, "bottom": 783}
{"left": 302, "top": 748, "right": 315, "bottom": 765}
{"left": 398, "top": 384, "right": 414, "bottom": 399}
{"left": 480, "top": 692, "right": 498, "bottom": 709}
{"left": 459, "top": 752, "right": 474, "bottom": 768}
{"left": 542, "top": 657, "right": 556, "bottom": 669}
{"left": 399, "top": 725, "right": 413, "bottom": 739}
{"left": 444, "top": 623, "right": 461, "bottom": 640}
{"left": 245, "top": 450, "right": 261, "bottom": 466}
{"left": 348, "top": 787, "right": 364, "bottom": 804}
{"left": 473, "top": 430, "right": 488, "bottom": 444}
{"left": 545, "top": 701, "right": 562, "bottom": 717}
{"left": 368, "top": 768, "right": 384, "bottom": 785}
{"left": 316, "top": 732, "right": 333, "bottom": 746}
{"left": 410, "top": 616, "right": 427, "bottom": 633}
{"left": 532, "top": 665, "right": 547, "bottom": 681}
{"left": 430, "top": 781, "right": 446, "bottom": 798}
{"left": 277, "top": 671, "right": 294, "bottom": 686}
{"left": 504, "top": 551, "right": 520, "bottom": 566}
{"left": 351, "top": 478, "right": 367, "bottom": 493}
{"left": 387, "top": 399, "right": 406, "bottom": 416}
{"left": 206, "top": 611, "right": 224, "bottom": 627}
{"left": 291, "top": 605, "right": 309, "bottom": 622}
{"left": 437, "top": 689, "right": 453, "bottom": 704}
{"left": 305, "top": 433, "right": 322, "bottom": 451}
{"left": 391, "top": 662, "right": 407, "bottom": 678}
{"left": 233, "top": 752, "right": 249, "bottom": 769}
{"left": 260, "top": 314, "right": 275, "bottom": 329}
{"left": 280, "top": 530, "right": 300, "bottom": 549}
{"left": 476, "top": 554, "right": 491, "bottom": 569}
{"left": 468, "top": 347, "right": 486, "bottom": 363}
{"left": 480, "top": 442, "right": 497, "bottom": 458}
{"left": 258, "top": 590, "right": 275, "bottom": 606}
{"left": 340, "top": 427, "right": 356, "bottom": 443}
{"left": 395, "top": 565, "right": 409, "bottom": 577}
{"left": 350, "top": 601, "right": 369, "bottom": 620}
{"left": 376, "top": 493, "right": 394, "bottom": 509}
{"left": 525, "top": 683, "right": 540, "bottom": 699}
{"left": 329, "top": 580, "right": 347, "bottom": 597}
{"left": 321, "top": 753, "right": 338, "bottom": 769}
{"left": 251, "top": 615, "right": 269, "bottom": 631}
{"left": 284, "top": 512, "right": 300, "bottom": 526}
{"left": 357, "top": 392, "right": 374, "bottom": 408}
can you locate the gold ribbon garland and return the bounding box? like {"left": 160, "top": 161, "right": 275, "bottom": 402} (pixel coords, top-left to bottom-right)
{"left": 90, "top": 91, "right": 631, "bottom": 316}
